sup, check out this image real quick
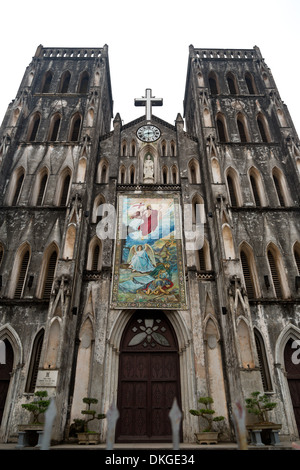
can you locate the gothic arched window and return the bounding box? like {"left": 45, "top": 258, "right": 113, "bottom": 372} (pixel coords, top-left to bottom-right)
{"left": 272, "top": 168, "right": 288, "bottom": 207}
{"left": 293, "top": 242, "right": 300, "bottom": 274}
{"left": 119, "top": 165, "right": 126, "bottom": 184}
{"left": 208, "top": 72, "right": 219, "bottom": 95}
{"left": 162, "top": 166, "right": 168, "bottom": 184}
{"left": 69, "top": 113, "right": 82, "bottom": 141}
{"left": 237, "top": 113, "right": 250, "bottom": 142}
{"left": 254, "top": 329, "right": 272, "bottom": 392}
{"left": 13, "top": 246, "right": 30, "bottom": 299}
{"left": 92, "top": 194, "right": 106, "bottom": 223}
{"left": 41, "top": 70, "right": 53, "bottom": 93}
{"left": 58, "top": 170, "right": 71, "bottom": 206}
{"left": 78, "top": 71, "right": 89, "bottom": 93}
{"left": 98, "top": 160, "right": 108, "bottom": 184}
{"left": 171, "top": 165, "right": 178, "bottom": 184}
{"left": 245, "top": 72, "right": 257, "bottom": 94}
{"left": 11, "top": 168, "right": 25, "bottom": 206}
{"left": 266, "top": 244, "right": 289, "bottom": 298}
{"left": 226, "top": 72, "right": 238, "bottom": 94}
{"left": 131, "top": 141, "right": 136, "bottom": 157}
{"left": 240, "top": 244, "right": 259, "bottom": 298}
{"left": 35, "top": 169, "right": 49, "bottom": 206}
{"left": 257, "top": 113, "right": 270, "bottom": 143}
{"left": 196, "top": 239, "right": 211, "bottom": 272}
{"left": 171, "top": 141, "right": 176, "bottom": 157}
{"left": 249, "top": 167, "right": 265, "bottom": 207}
{"left": 58, "top": 71, "right": 71, "bottom": 93}
{"left": 188, "top": 159, "right": 200, "bottom": 184}
{"left": 25, "top": 330, "right": 44, "bottom": 393}
{"left": 49, "top": 113, "right": 61, "bottom": 141}
{"left": 216, "top": 114, "right": 228, "bottom": 143}
{"left": 39, "top": 246, "right": 58, "bottom": 300}
{"left": 27, "top": 112, "right": 41, "bottom": 142}
{"left": 121, "top": 141, "right": 127, "bottom": 156}
{"left": 87, "top": 237, "right": 102, "bottom": 271}
{"left": 226, "top": 168, "right": 242, "bottom": 207}
{"left": 129, "top": 166, "right": 135, "bottom": 184}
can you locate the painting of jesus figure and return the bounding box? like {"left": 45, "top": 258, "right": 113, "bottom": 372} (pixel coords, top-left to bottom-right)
{"left": 111, "top": 194, "right": 187, "bottom": 309}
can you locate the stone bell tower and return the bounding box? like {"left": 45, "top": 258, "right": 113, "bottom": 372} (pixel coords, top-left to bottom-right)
{"left": 0, "top": 45, "right": 113, "bottom": 442}
{"left": 184, "top": 45, "right": 300, "bottom": 438}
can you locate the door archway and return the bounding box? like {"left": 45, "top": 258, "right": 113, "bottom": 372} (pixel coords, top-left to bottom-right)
{"left": 0, "top": 340, "right": 14, "bottom": 425}
{"left": 284, "top": 338, "right": 300, "bottom": 435}
{"left": 116, "top": 311, "right": 182, "bottom": 442}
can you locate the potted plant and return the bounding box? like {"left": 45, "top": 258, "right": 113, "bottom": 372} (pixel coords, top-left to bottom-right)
{"left": 76, "top": 397, "right": 106, "bottom": 445}
{"left": 17, "top": 390, "right": 50, "bottom": 447}
{"left": 245, "top": 391, "right": 281, "bottom": 446}
{"left": 189, "top": 396, "right": 225, "bottom": 444}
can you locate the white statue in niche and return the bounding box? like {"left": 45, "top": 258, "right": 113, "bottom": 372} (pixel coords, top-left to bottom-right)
{"left": 143, "top": 155, "right": 154, "bottom": 182}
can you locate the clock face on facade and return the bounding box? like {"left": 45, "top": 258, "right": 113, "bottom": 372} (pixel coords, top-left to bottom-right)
{"left": 137, "top": 125, "right": 161, "bottom": 142}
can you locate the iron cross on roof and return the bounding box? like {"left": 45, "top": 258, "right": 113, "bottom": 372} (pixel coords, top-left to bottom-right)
{"left": 134, "top": 88, "right": 163, "bottom": 121}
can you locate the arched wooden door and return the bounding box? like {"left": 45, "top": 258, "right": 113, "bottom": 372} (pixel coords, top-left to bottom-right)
{"left": 284, "top": 339, "right": 300, "bottom": 435}
{"left": 0, "top": 340, "right": 14, "bottom": 425}
{"left": 116, "top": 311, "right": 182, "bottom": 442}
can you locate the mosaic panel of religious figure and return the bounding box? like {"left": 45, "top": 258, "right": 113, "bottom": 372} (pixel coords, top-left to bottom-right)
{"left": 111, "top": 194, "right": 187, "bottom": 309}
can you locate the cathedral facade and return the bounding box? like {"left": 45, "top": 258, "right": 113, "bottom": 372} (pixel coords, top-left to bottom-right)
{"left": 0, "top": 44, "right": 299, "bottom": 444}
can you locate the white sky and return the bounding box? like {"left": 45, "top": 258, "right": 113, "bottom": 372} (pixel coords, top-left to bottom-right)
{"left": 0, "top": 0, "right": 299, "bottom": 135}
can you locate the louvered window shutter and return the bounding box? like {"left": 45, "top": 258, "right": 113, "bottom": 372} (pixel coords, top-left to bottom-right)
{"left": 12, "top": 173, "right": 24, "bottom": 205}
{"left": 255, "top": 332, "right": 272, "bottom": 392}
{"left": 198, "top": 248, "right": 206, "bottom": 271}
{"left": 273, "top": 175, "right": 285, "bottom": 206}
{"left": 91, "top": 244, "right": 100, "bottom": 271}
{"left": 295, "top": 249, "right": 300, "bottom": 274}
{"left": 14, "top": 250, "right": 30, "bottom": 299}
{"left": 43, "top": 251, "right": 57, "bottom": 300}
{"left": 26, "top": 332, "right": 44, "bottom": 393}
{"left": 267, "top": 250, "right": 282, "bottom": 298}
{"left": 227, "top": 175, "right": 237, "bottom": 207}
{"left": 59, "top": 174, "right": 70, "bottom": 206}
{"left": 240, "top": 250, "right": 255, "bottom": 298}
{"left": 37, "top": 173, "right": 48, "bottom": 206}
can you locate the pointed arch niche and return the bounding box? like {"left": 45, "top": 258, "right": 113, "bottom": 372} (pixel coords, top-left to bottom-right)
{"left": 188, "top": 159, "right": 201, "bottom": 184}
{"left": 63, "top": 224, "right": 76, "bottom": 259}
{"left": 43, "top": 318, "right": 61, "bottom": 369}
{"left": 138, "top": 144, "right": 158, "bottom": 184}
{"left": 204, "top": 315, "right": 228, "bottom": 420}
{"left": 236, "top": 317, "right": 255, "bottom": 369}
{"left": 222, "top": 224, "right": 235, "bottom": 259}
{"left": 77, "top": 157, "right": 87, "bottom": 183}
{"left": 211, "top": 157, "right": 222, "bottom": 184}
{"left": 0, "top": 325, "right": 22, "bottom": 436}
{"left": 70, "top": 316, "right": 94, "bottom": 421}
